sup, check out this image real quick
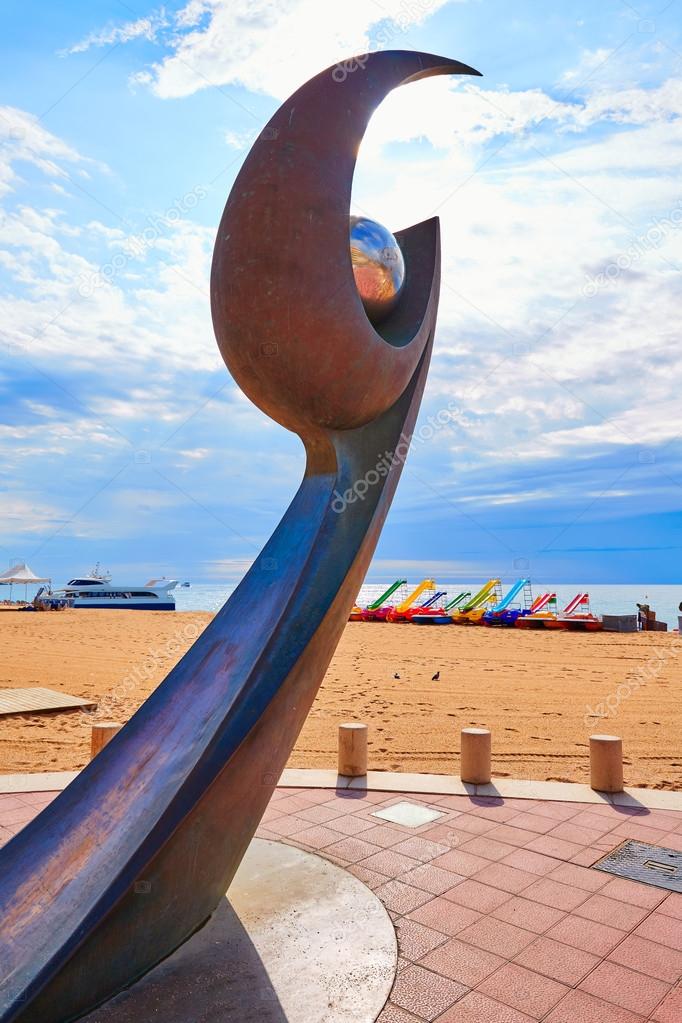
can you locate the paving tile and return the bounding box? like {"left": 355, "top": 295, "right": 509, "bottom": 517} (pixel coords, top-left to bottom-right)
{"left": 255, "top": 826, "right": 279, "bottom": 841}
{"left": 501, "top": 848, "right": 558, "bottom": 876}
{"left": 501, "top": 798, "right": 541, "bottom": 811}
{"left": 434, "top": 814, "right": 495, "bottom": 836}
{"left": 470, "top": 863, "right": 536, "bottom": 895}
{"left": 576, "top": 889, "right": 653, "bottom": 929}
{"left": 530, "top": 802, "right": 583, "bottom": 822}
{"left": 376, "top": 1003, "right": 422, "bottom": 1023}
{"left": 485, "top": 823, "right": 543, "bottom": 847}
{"left": 392, "top": 837, "right": 452, "bottom": 862}
{"left": 346, "top": 863, "right": 389, "bottom": 890}
{"left": 547, "top": 821, "right": 607, "bottom": 846}
{"left": 324, "top": 813, "right": 377, "bottom": 836}
{"left": 611, "top": 825, "right": 668, "bottom": 847}
{"left": 376, "top": 880, "right": 434, "bottom": 915}
{"left": 544, "top": 914, "right": 625, "bottom": 956}
{"left": 294, "top": 824, "right": 349, "bottom": 849}
{"left": 543, "top": 988, "right": 646, "bottom": 1022}
{"left": 396, "top": 918, "right": 450, "bottom": 961}
{"left": 513, "top": 935, "right": 600, "bottom": 985}
{"left": 652, "top": 986, "right": 682, "bottom": 1023}
{"left": 436, "top": 990, "right": 534, "bottom": 1021}
{"left": 570, "top": 810, "right": 620, "bottom": 834}
{"left": 498, "top": 847, "right": 556, "bottom": 871}
{"left": 361, "top": 824, "right": 409, "bottom": 848}
{"left": 420, "top": 937, "right": 505, "bottom": 987}
{"left": 432, "top": 849, "right": 493, "bottom": 877}
{"left": 442, "top": 879, "right": 512, "bottom": 914}
{"left": 0, "top": 804, "right": 40, "bottom": 827}
{"left": 578, "top": 960, "right": 671, "bottom": 1016}
{"left": 260, "top": 804, "right": 284, "bottom": 823}
{"left": 14, "top": 791, "right": 59, "bottom": 808}
{"left": 525, "top": 835, "right": 586, "bottom": 860}
{"left": 547, "top": 861, "right": 610, "bottom": 892}
{"left": 504, "top": 812, "right": 557, "bottom": 835}
{"left": 345, "top": 788, "right": 395, "bottom": 804}
{"left": 458, "top": 836, "right": 518, "bottom": 861}
{"left": 569, "top": 846, "right": 605, "bottom": 867}
{"left": 273, "top": 794, "right": 316, "bottom": 813}
{"left": 432, "top": 795, "right": 477, "bottom": 812}
{"left": 660, "top": 831, "right": 682, "bottom": 851}
{"left": 0, "top": 826, "right": 15, "bottom": 846}
{"left": 293, "top": 787, "right": 345, "bottom": 805}
{"left": 400, "top": 864, "right": 466, "bottom": 896}
{"left": 324, "top": 836, "right": 384, "bottom": 863}
{"left": 295, "top": 803, "right": 347, "bottom": 823}
{"left": 468, "top": 803, "right": 520, "bottom": 823}
{"left": 607, "top": 933, "right": 682, "bottom": 984}
{"left": 477, "top": 961, "right": 569, "bottom": 1019}
{"left": 491, "top": 896, "right": 566, "bottom": 934}
{"left": 522, "top": 876, "right": 591, "bottom": 911}
{"left": 256, "top": 813, "right": 308, "bottom": 837}
{"left": 635, "top": 911, "right": 682, "bottom": 951}
{"left": 457, "top": 916, "right": 536, "bottom": 958}
{"left": 318, "top": 848, "right": 351, "bottom": 869}
{"left": 408, "top": 897, "right": 481, "bottom": 937}
{"left": 361, "top": 849, "right": 422, "bottom": 877}
{"left": 391, "top": 964, "right": 467, "bottom": 1021}
{"left": 658, "top": 892, "right": 682, "bottom": 920}
{"left": 419, "top": 823, "right": 468, "bottom": 845}
{"left": 626, "top": 811, "right": 680, "bottom": 832}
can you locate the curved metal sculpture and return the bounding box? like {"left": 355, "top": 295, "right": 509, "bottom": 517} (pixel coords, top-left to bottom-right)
{"left": 0, "top": 50, "right": 480, "bottom": 1022}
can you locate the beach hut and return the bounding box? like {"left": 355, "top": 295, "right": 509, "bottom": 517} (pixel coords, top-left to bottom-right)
{"left": 0, "top": 563, "right": 50, "bottom": 602}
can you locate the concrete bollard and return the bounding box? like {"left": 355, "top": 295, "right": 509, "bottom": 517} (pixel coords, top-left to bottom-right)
{"left": 590, "top": 734, "right": 624, "bottom": 792}
{"left": 338, "top": 722, "right": 368, "bottom": 777}
{"left": 90, "top": 721, "right": 123, "bottom": 760}
{"left": 460, "top": 727, "right": 491, "bottom": 785}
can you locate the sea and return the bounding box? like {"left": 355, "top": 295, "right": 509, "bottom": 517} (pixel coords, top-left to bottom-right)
{"left": 175, "top": 583, "right": 682, "bottom": 630}
{"left": 10, "top": 582, "right": 679, "bottom": 628}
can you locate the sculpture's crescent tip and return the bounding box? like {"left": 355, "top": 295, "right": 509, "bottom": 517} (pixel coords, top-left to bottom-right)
{"left": 458, "top": 62, "right": 483, "bottom": 77}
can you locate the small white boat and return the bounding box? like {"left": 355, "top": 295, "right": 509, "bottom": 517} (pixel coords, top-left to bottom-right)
{"left": 50, "top": 567, "right": 177, "bottom": 610}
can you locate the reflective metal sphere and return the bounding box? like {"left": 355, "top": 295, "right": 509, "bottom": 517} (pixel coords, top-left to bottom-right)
{"left": 350, "top": 215, "right": 405, "bottom": 324}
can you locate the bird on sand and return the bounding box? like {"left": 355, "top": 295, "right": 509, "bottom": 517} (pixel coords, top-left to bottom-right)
{"left": 394, "top": 672, "right": 400, "bottom": 679}
{"left": 431, "top": 671, "right": 440, "bottom": 681}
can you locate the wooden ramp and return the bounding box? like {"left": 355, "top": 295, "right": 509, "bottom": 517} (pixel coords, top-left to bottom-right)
{"left": 0, "top": 687, "right": 96, "bottom": 716}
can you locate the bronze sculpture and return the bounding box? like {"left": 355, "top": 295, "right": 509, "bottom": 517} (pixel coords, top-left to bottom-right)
{"left": 0, "top": 50, "right": 480, "bottom": 1022}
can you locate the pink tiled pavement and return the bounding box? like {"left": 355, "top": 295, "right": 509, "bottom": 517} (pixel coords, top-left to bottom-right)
{"left": 3, "top": 785, "right": 682, "bottom": 1021}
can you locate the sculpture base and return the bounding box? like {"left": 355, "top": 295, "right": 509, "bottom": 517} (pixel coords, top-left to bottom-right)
{"left": 82, "top": 839, "right": 397, "bottom": 1023}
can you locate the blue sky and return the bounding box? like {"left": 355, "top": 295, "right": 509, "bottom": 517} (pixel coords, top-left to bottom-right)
{"left": 1, "top": 0, "right": 681, "bottom": 586}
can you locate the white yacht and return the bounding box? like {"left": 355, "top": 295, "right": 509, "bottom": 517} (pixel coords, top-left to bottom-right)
{"left": 50, "top": 567, "right": 177, "bottom": 610}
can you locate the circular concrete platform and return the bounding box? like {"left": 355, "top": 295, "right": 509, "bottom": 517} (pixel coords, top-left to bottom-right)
{"left": 83, "top": 839, "right": 397, "bottom": 1023}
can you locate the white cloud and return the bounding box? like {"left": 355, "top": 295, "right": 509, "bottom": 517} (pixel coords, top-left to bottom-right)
{"left": 62, "top": 10, "right": 170, "bottom": 56}
{"left": 0, "top": 106, "right": 86, "bottom": 197}
{"left": 128, "top": 0, "right": 457, "bottom": 100}
{"left": 0, "top": 496, "right": 66, "bottom": 535}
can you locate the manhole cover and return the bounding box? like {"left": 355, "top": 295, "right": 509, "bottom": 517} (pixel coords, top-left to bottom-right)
{"left": 594, "top": 840, "right": 682, "bottom": 893}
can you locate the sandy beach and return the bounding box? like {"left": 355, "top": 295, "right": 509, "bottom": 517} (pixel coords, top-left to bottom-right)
{"left": 0, "top": 609, "right": 679, "bottom": 789}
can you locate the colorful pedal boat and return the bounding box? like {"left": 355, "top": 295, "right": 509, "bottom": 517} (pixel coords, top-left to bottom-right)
{"left": 411, "top": 613, "right": 453, "bottom": 625}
